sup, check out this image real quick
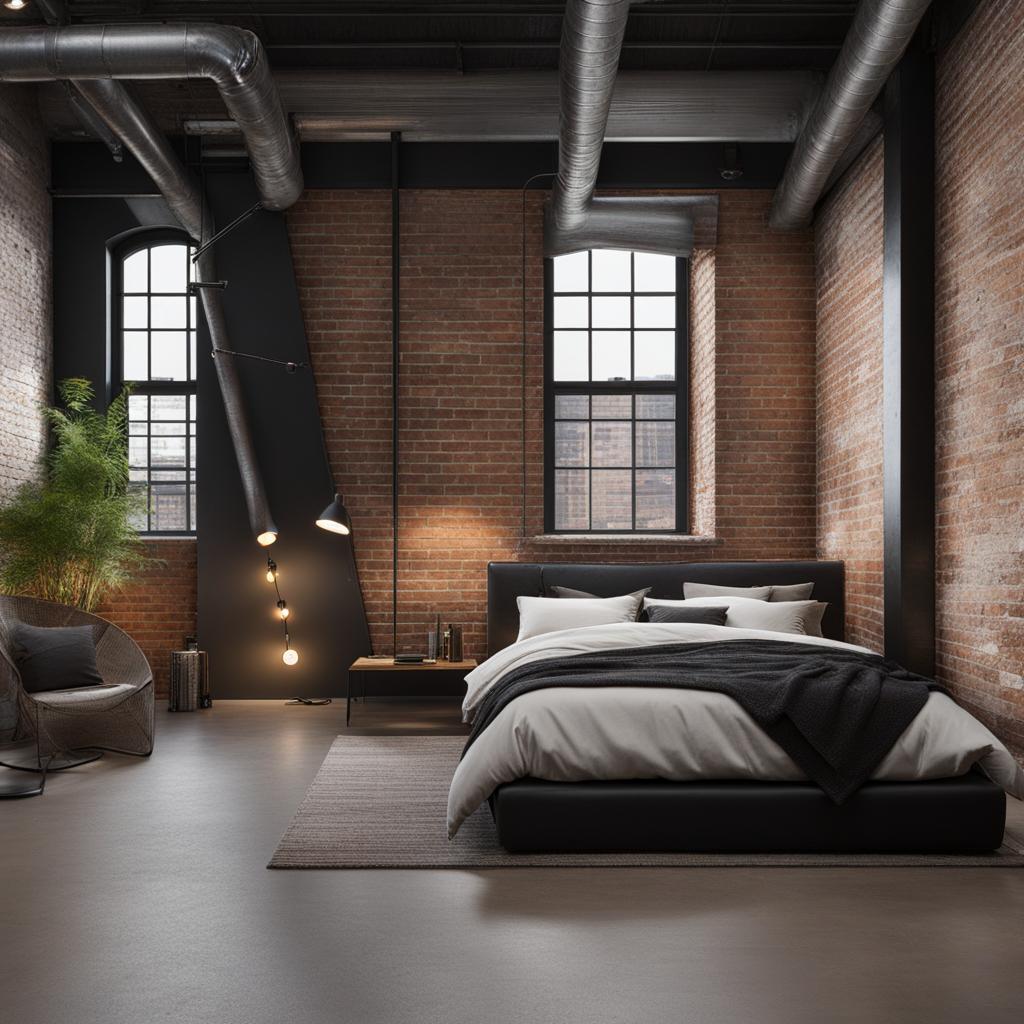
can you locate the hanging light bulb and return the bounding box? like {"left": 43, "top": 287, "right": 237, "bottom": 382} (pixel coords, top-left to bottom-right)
{"left": 282, "top": 648, "right": 299, "bottom": 666}
{"left": 277, "top": 599, "right": 290, "bottom": 620}
{"left": 265, "top": 558, "right": 278, "bottom": 583}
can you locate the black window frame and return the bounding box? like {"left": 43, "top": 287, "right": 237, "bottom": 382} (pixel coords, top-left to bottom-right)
{"left": 543, "top": 251, "right": 690, "bottom": 534}
{"left": 112, "top": 229, "right": 199, "bottom": 537}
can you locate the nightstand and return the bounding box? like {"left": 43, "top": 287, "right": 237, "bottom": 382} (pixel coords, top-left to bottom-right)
{"left": 347, "top": 657, "right": 477, "bottom": 726}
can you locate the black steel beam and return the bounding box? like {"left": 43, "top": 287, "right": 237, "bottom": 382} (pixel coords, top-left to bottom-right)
{"left": 882, "top": 47, "right": 935, "bottom": 675}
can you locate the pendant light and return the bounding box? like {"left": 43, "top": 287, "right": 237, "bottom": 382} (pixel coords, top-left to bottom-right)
{"left": 316, "top": 493, "right": 352, "bottom": 536}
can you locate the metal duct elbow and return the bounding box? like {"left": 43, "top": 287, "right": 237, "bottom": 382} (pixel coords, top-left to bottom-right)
{"left": 769, "top": 0, "right": 933, "bottom": 229}
{"left": 0, "top": 24, "right": 302, "bottom": 212}
{"left": 550, "top": 0, "right": 631, "bottom": 234}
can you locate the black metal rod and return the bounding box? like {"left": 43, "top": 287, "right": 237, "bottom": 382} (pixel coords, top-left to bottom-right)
{"left": 211, "top": 347, "right": 307, "bottom": 371}
{"left": 391, "top": 130, "right": 401, "bottom": 658}
{"left": 191, "top": 201, "right": 264, "bottom": 262}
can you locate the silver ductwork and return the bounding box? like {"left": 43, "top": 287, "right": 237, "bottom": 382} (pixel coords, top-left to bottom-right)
{"left": 0, "top": 25, "right": 293, "bottom": 544}
{"left": 769, "top": 0, "right": 932, "bottom": 229}
{"left": 550, "top": 0, "right": 630, "bottom": 233}
{"left": 0, "top": 24, "right": 302, "bottom": 212}
{"left": 545, "top": 0, "right": 717, "bottom": 258}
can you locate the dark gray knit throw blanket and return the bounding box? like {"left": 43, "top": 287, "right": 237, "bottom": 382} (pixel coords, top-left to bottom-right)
{"left": 464, "top": 640, "right": 943, "bottom": 803}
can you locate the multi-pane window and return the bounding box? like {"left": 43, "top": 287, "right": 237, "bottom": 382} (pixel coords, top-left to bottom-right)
{"left": 545, "top": 249, "right": 687, "bottom": 533}
{"left": 117, "top": 238, "right": 198, "bottom": 534}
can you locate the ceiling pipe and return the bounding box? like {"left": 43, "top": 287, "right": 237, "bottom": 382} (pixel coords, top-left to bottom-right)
{"left": 0, "top": 26, "right": 293, "bottom": 545}
{"left": 544, "top": 0, "right": 716, "bottom": 258}
{"left": 0, "top": 23, "right": 302, "bottom": 211}
{"left": 769, "top": 0, "right": 933, "bottom": 229}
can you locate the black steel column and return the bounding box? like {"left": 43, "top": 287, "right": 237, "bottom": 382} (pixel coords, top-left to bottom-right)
{"left": 882, "top": 48, "right": 935, "bottom": 675}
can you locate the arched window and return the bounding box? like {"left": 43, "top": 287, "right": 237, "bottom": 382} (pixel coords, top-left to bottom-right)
{"left": 116, "top": 235, "right": 198, "bottom": 534}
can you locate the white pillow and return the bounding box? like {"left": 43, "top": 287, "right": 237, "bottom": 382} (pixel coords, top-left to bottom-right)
{"left": 516, "top": 594, "right": 644, "bottom": 642}
{"left": 646, "top": 596, "right": 827, "bottom": 637}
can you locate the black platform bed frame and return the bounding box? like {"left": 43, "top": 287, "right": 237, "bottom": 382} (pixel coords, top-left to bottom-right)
{"left": 484, "top": 561, "right": 1006, "bottom": 854}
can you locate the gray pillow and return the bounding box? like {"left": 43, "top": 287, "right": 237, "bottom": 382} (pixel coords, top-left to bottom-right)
{"left": 655, "top": 597, "right": 827, "bottom": 637}
{"left": 769, "top": 582, "right": 815, "bottom": 602}
{"left": 683, "top": 582, "right": 772, "bottom": 601}
{"left": 646, "top": 604, "right": 729, "bottom": 626}
{"left": 12, "top": 623, "right": 103, "bottom": 694}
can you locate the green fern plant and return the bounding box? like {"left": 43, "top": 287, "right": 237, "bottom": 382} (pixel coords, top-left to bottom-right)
{"left": 0, "top": 378, "right": 150, "bottom": 611}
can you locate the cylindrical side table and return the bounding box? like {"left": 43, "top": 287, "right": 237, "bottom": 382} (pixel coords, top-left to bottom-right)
{"left": 169, "top": 650, "right": 211, "bottom": 711}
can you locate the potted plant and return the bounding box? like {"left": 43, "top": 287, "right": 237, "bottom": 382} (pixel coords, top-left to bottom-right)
{"left": 0, "top": 378, "right": 149, "bottom": 612}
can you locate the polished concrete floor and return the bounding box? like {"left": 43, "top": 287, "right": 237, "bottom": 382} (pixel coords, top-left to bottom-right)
{"left": 3, "top": 699, "right": 1024, "bottom": 1024}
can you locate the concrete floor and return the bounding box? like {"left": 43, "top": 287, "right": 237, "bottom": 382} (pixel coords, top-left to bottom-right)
{"left": 3, "top": 699, "right": 1024, "bottom": 1024}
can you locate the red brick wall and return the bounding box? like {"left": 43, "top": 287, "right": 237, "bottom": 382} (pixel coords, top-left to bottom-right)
{"left": 814, "top": 136, "right": 885, "bottom": 651}
{"left": 0, "top": 85, "right": 51, "bottom": 500}
{"left": 289, "top": 188, "right": 817, "bottom": 658}
{"left": 96, "top": 539, "right": 198, "bottom": 700}
{"left": 934, "top": 0, "right": 1024, "bottom": 754}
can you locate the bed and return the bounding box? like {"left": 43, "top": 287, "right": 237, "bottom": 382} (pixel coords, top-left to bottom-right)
{"left": 446, "top": 560, "right": 1023, "bottom": 854}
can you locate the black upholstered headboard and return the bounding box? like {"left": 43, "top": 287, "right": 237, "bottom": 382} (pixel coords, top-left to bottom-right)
{"left": 486, "top": 560, "right": 846, "bottom": 656}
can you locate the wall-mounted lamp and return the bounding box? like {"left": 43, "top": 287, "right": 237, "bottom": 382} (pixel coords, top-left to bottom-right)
{"left": 316, "top": 493, "right": 352, "bottom": 536}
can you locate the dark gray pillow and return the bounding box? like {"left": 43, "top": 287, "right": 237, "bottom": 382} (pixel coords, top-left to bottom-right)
{"left": 545, "top": 585, "right": 651, "bottom": 621}
{"left": 646, "top": 604, "right": 729, "bottom": 626}
{"left": 12, "top": 623, "right": 103, "bottom": 694}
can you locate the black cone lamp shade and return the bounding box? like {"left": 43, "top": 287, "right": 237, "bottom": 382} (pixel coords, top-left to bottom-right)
{"left": 316, "top": 494, "right": 352, "bottom": 536}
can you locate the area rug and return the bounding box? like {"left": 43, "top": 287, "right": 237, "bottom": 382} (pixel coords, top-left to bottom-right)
{"left": 268, "top": 735, "right": 1024, "bottom": 869}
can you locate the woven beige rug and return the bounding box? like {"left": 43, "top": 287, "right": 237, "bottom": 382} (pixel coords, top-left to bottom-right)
{"left": 268, "top": 735, "right": 1024, "bottom": 869}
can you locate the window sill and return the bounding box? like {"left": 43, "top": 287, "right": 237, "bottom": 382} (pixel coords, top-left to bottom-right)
{"left": 530, "top": 534, "right": 722, "bottom": 546}
{"left": 139, "top": 534, "right": 196, "bottom": 543}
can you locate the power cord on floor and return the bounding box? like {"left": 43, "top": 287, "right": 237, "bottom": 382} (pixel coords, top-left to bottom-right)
{"left": 285, "top": 698, "right": 333, "bottom": 706}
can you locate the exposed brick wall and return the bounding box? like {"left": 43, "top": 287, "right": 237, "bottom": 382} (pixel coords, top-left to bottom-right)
{"left": 0, "top": 85, "right": 51, "bottom": 500}
{"left": 814, "top": 136, "right": 885, "bottom": 651}
{"left": 934, "top": 0, "right": 1024, "bottom": 755}
{"left": 689, "top": 247, "right": 716, "bottom": 538}
{"left": 96, "top": 539, "right": 198, "bottom": 700}
{"left": 289, "top": 188, "right": 816, "bottom": 658}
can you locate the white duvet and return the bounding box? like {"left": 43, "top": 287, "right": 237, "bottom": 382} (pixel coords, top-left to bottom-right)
{"left": 447, "top": 623, "right": 1024, "bottom": 837}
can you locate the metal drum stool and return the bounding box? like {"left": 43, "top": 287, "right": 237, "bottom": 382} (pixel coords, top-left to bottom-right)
{"left": 169, "top": 650, "right": 211, "bottom": 712}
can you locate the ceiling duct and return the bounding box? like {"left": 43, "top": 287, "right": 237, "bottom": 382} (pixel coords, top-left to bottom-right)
{"left": 0, "top": 24, "right": 301, "bottom": 544}
{"left": 769, "top": 0, "right": 933, "bottom": 229}
{"left": 0, "top": 24, "right": 302, "bottom": 211}
{"left": 545, "top": 0, "right": 717, "bottom": 258}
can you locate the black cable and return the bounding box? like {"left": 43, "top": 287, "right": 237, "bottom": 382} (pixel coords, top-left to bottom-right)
{"left": 521, "top": 172, "right": 557, "bottom": 542}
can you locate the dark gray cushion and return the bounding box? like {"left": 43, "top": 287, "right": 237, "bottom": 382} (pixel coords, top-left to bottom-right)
{"left": 12, "top": 623, "right": 103, "bottom": 694}
{"left": 645, "top": 604, "right": 729, "bottom": 626}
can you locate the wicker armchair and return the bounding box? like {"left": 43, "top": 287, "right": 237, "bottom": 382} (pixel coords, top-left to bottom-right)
{"left": 0, "top": 596, "right": 154, "bottom": 757}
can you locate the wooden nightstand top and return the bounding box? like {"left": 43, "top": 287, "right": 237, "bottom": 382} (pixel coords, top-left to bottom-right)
{"left": 350, "top": 657, "right": 478, "bottom": 672}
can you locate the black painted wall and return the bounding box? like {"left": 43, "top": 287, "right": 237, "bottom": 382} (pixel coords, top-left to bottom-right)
{"left": 196, "top": 169, "right": 370, "bottom": 698}
{"left": 52, "top": 149, "right": 371, "bottom": 698}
